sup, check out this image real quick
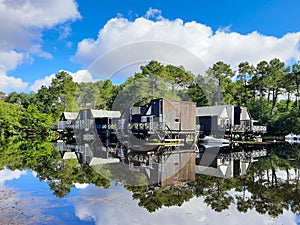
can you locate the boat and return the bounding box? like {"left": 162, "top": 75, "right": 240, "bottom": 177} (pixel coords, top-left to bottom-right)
{"left": 200, "top": 136, "right": 230, "bottom": 148}
{"left": 285, "top": 133, "right": 297, "bottom": 140}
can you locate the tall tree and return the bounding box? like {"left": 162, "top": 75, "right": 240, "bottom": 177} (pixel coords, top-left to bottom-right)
{"left": 140, "top": 60, "right": 166, "bottom": 98}
{"left": 268, "top": 58, "right": 286, "bottom": 115}
{"left": 187, "top": 83, "right": 209, "bottom": 107}
{"left": 164, "top": 65, "right": 194, "bottom": 91}
{"left": 206, "top": 61, "right": 234, "bottom": 104}
{"left": 252, "top": 61, "right": 269, "bottom": 101}
{"left": 96, "top": 79, "right": 118, "bottom": 109}
{"left": 292, "top": 61, "right": 300, "bottom": 109}
{"left": 283, "top": 69, "right": 294, "bottom": 110}
{"left": 51, "top": 71, "right": 77, "bottom": 112}
{"left": 237, "top": 61, "right": 254, "bottom": 106}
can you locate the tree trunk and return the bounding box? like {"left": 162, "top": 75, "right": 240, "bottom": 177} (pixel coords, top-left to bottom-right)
{"left": 297, "top": 84, "right": 300, "bottom": 110}
{"left": 286, "top": 92, "right": 290, "bottom": 110}
{"left": 271, "top": 168, "right": 277, "bottom": 186}
{"left": 267, "top": 88, "right": 271, "bottom": 103}
{"left": 244, "top": 79, "right": 248, "bottom": 106}
{"left": 270, "top": 88, "right": 278, "bottom": 116}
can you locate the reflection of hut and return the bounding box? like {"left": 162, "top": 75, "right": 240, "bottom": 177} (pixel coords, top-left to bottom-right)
{"left": 195, "top": 148, "right": 267, "bottom": 178}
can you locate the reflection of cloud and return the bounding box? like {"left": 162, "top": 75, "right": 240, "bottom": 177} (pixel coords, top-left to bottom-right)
{"left": 71, "top": 184, "right": 297, "bottom": 225}
{"left": 74, "top": 183, "right": 90, "bottom": 189}
{"left": 0, "top": 169, "right": 26, "bottom": 187}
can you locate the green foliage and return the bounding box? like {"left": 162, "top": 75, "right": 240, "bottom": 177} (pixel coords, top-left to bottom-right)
{"left": 2, "top": 58, "right": 300, "bottom": 135}
{"left": 22, "top": 105, "right": 53, "bottom": 137}
{"left": 0, "top": 100, "right": 24, "bottom": 137}
{"left": 206, "top": 61, "right": 234, "bottom": 105}
{"left": 4, "top": 92, "right": 31, "bottom": 108}
{"left": 0, "top": 100, "right": 54, "bottom": 138}
{"left": 0, "top": 138, "right": 110, "bottom": 198}
{"left": 268, "top": 110, "right": 300, "bottom": 135}
{"left": 112, "top": 60, "right": 195, "bottom": 111}
{"left": 31, "top": 85, "right": 63, "bottom": 118}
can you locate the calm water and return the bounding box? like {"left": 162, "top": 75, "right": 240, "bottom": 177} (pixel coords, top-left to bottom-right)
{"left": 1, "top": 138, "right": 300, "bottom": 225}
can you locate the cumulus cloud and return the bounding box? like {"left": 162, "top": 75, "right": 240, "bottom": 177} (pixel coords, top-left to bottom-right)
{"left": 73, "top": 8, "right": 300, "bottom": 80}
{"left": 71, "top": 185, "right": 297, "bottom": 225}
{"left": 29, "top": 73, "right": 56, "bottom": 92}
{"left": 0, "top": 73, "right": 28, "bottom": 92}
{"left": 0, "top": 169, "right": 26, "bottom": 187}
{"left": 0, "top": 50, "right": 28, "bottom": 92}
{"left": 68, "top": 70, "right": 93, "bottom": 83}
{"left": 0, "top": 0, "right": 81, "bottom": 92}
{"left": 29, "top": 69, "right": 93, "bottom": 92}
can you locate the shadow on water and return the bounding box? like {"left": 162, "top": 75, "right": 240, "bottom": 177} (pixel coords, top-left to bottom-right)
{"left": 1, "top": 137, "right": 300, "bottom": 219}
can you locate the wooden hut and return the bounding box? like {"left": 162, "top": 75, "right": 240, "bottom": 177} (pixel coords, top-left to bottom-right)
{"left": 124, "top": 98, "right": 197, "bottom": 152}
{"left": 196, "top": 105, "right": 267, "bottom": 138}
{"left": 57, "top": 112, "right": 79, "bottom": 131}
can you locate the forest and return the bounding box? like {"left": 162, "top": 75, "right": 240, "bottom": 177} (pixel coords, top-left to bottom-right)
{"left": 1, "top": 58, "right": 300, "bottom": 137}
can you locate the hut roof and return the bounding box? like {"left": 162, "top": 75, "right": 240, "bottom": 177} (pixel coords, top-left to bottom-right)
{"left": 196, "top": 105, "right": 229, "bottom": 118}
{"left": 195, "top": 165, "right": 226, "bottom": 178}
{"left": 62, "top": 112, "right": 78, "bottom": 120}
{"left": 90, "top": 109, "right": 121, "bottom": 118}
{"left": 240, "top": 106, "right": 251, "bottom": 120}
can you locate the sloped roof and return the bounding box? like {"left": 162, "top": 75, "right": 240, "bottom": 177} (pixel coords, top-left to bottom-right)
{"left": 195, "top": 165, "right": 226, "bottom": 178}
{"left": 196, "top": 105, "right": 229, "bottom": 118}
{"left": 196, "top": 164, "right": 235, "bottom": 178}
{"left": 62, "top": 112, "right": 78, "bottom": 120}
{"left": 90, "top": 109, "right": 121, "bottom": 118}
{"left": 240, "top": 106, "right": 251, "bottom": 120}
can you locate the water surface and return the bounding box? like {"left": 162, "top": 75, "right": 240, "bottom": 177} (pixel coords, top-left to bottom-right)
{"left": 1, "top": 138, "right": 299, "bottom": 225}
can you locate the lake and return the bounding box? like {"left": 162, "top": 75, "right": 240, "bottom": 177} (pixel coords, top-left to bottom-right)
{"left": 0, "top": 138, "right": 300, "bottom": 225}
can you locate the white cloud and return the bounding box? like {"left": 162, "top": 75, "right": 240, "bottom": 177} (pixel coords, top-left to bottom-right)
{"left": 0, "top": 50, "right": 28, "bottom": 92}
{"left": 145, "top": 7, "right": 164, "bottom": 20}
{"left": 66, "top": 70, "right": 93, "bottom": 83}
{"left": 74, "top": 183, "right": 90, "bottom": 189}
{"left": 73, "top": 8, "right": 300, "bottom": 80}
{"left": 0, "top": 0, "right": 81, "bottom": 92}
{"left": 0, "top": 50, "right": 24, "bottom": 71}
{"left": 0, "top": 169, "right": 26, "bottom": 187}
{"left": 29, "top": 70, "right": 93, "bottom": 92}
{"left": 71, "top": 185, "right": 297, "bottom": 225}
{"left": 29, "top": 73, "right": 56, "bottom": 92}
{"left": 0, "top": 0, "right": 80, "bottom": 27}
{"left": 0, "top": 74, "right": 28, "bottom": 92}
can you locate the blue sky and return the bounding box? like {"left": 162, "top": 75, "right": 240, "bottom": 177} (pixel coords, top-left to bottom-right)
{"left": 1, "top": 0, "right": 300, "bottom": 93}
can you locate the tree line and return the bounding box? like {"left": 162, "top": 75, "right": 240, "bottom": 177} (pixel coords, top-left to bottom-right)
{"left": 1, "top": 58, "right": 300, "bottom": 136}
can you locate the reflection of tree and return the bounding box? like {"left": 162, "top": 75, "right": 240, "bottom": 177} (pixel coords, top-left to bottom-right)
{"left": 123, "top": 143, "right": 300, "bottom": 216}
{"left": 125, "top": 185, "right": 193, "bottom": 213}
{"left": 0, "top": 138, "right": 110, "bottom": 198}
{"left": 1, "top": 138, "right": 300, "bottom": 217}
{"left": 191, "top": 175, "right": 234, "bottom": 212}
{"left": 203, "top": 179, "right": 234, "bottom": 212}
